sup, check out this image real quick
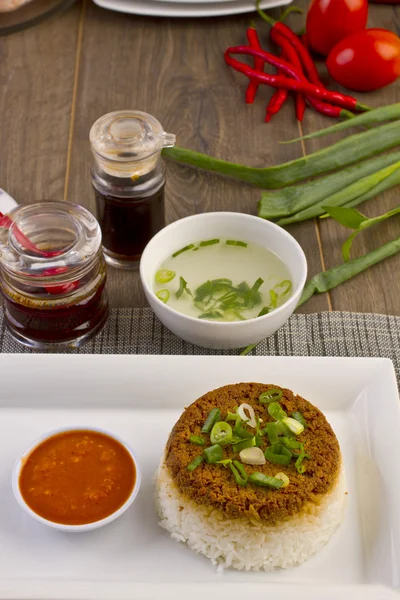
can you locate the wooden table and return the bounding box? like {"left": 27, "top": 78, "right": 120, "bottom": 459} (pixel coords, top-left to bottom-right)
{"left": 1, "top": 0, "right": 399, "bottom": 315}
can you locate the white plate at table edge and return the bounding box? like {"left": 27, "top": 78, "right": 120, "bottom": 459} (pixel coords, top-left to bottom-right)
{"left": 92, "top": 0, "right": 291, "bottom": 17}
{"left": 0, "top": 354, "right": 399, "bottom": 600}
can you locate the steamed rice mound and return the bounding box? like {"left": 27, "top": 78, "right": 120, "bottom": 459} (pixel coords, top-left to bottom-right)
{"left": 156, "top": 382, "right": 347, "bottom": 571}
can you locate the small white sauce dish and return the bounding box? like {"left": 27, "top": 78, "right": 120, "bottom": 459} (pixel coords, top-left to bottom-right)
{"left": 140, "top": 212, "right": 307, "bottom": 349}
{"left": 12, "top": 425, "right": 141, "bottom": 533}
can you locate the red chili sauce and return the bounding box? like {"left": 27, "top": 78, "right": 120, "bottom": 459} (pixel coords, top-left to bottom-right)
{"left": 19, "top": 430, "right": 136, "bottom": 526}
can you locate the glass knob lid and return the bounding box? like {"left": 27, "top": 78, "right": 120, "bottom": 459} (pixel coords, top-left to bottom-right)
{"left": 90, "top": 110, "right": 175, "bottom": 164}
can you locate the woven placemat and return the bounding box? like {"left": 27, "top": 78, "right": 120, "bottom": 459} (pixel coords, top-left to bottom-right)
{"left": 1, "top": 308, "right": 399, "bottom": 381}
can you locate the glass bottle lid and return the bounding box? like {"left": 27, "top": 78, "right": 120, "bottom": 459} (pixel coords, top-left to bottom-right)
{"left": 0, "top": 201, "right": 101, "bottom": 280}
{"left": 90, "top": 110, "right": 176, "bottom": 178}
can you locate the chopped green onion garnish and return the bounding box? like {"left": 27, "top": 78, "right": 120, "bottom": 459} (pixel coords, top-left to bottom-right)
{"left": 187, "top": 455, "right": 204, "bottom": 471}
{"left": 259, "top": 389, "right": 283, "bottom": 404}
{"left": 198, "top": 310, "right": 223, "bottom": 320}
{"left": 156, "top": 289, "right": 170, "bottom": 303}
{"left": 229, "top": 460, "right": 248, "bottom": 486}
{"left": 295, "top": 450, "right": 308, "bottom": 474}
{"left": 210, "top": 421, "right": 233, "bottom": 446}
{"left": 201, "top": 408, "right": 221, "bottom": 433}
{"left": 204, "top": 444, "right": 224, "bottom": 464}
{"left": 269, "top": 289, "right": 278, "bottom": 308}
{"left": 232, "top": 437, "right": 256, "bottom": 453}
{"left": 225, "top": 240, "right": 248, "bottom": 247}
{"left": 172, "top": 244, "right": 195, "bottom": 258}
{"left": 234, "top": 419, "right": 254, "bottom": 439}
{"left": 280, "top": 437, "right": 303, "bottom": 451}
{"left": 268, "top": 402, "right": 287, "bottom": 421}
{"left": 189, "top": 435, "right": 205, "bottom": 446}
{"left": 252, "top": 277, "right": 264, "bottom": 292}
{"left": 291, "top": 412, "right": 308, "bottom": 428}
{"left": 176, "top": 276, "right": 192, "bottom": 299}
{"left": 258, "top": 306, "right": 270, "bottom": 317}
{"left": 265, "top": 422, "right": 279, "bottom": 444}
{"left": 282, "top": 417, "right": 304, "bottom": 435}
{"left": 264, "top": 443, "right": 292, "bottom": 466}
{"left": 199, "top": 239, "right": 220, "bottom": 247}
{"left": 217, "top": 459, "right": 232, "bottom": 467}
{"left": 155, "top": 269, "right": 176, "bottom": 284}
{"left": 226, "top": 409, "right": 240, "bottom": 422}
{"left": 249, "top": 472, "right": 283, "bottom": 489}
{"left": 276, "top": 420, "right": 295, "bottom": 438}
{"left": 274, "top": 472, "right": 290, "bottom": 488}
{"left": 274, "top": 280, "right": 292, "bottom": 296}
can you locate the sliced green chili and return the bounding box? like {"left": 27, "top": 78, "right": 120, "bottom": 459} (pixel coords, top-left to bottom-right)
{"left": 274, "top": 280, "right": 292, "bottom": 295}
{"left": 291, "top": 412, "right": 308, "bottom": 428}
{"left": 265, "top": 422, "right": 279, "bottom": 445}
{"left": 264, "top": 443, "right": 292, "bottom": 466}
{"left": 257, "top": 306, "right": 270, "bottom": 317}
{"left": 259, "top": 389, "right": 283, "bottom": 404}
{"left": 176, "top": 276, "right": 192, "bottom": 299}
{"left": 229, "top": 460, "right": 248, "bottom": 486}
{"left": 268, "top": 402, "right": 287, "bottom": 421}
{"left": 249, "top": 472, "right": 284, "bottom": 489}
{"left": 155, "top": 269, "right": 176, "bottom": 284}
{"left": 156, "top": 289, "right": 170, "bottom": 303}
{"left": 210, "top": 421, "right": 233, "bottom": 446}
{"left": 187, "top": 455, "right": 204, "bottom": 471}
{"left": 204, "top": 444, "right": 224, "bottom": 464}
{"left": 201, "top": 408, "right": 221, "bottom": 433}
{"left": 189, "top": 435, "right": 205, "bottom": 446}
{"left": 232, "top": 437, "right": 256, "bottom": 453}
{"left": 172, "top": 244, "right": 195, "bottom": 258}
{"left": 234, "top": 419, "right": 254, "bottom": 439}
{"left": 226, "top": 240, "right": 248, "bottom": 247}
{"left": 199, "top": 239, "right": 220, "bottom": 247}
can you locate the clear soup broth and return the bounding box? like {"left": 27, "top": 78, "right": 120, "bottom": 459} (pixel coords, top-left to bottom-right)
{"left": 153, "top": 238, "right": 292, "bottom": 322}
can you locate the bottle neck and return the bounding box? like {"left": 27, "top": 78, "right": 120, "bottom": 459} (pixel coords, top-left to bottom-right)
{"left": 91, "top": 156, "right": 166, "bottom": 199}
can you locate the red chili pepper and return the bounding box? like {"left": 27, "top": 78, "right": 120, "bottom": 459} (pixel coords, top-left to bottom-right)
{"left": 224, "top": 46, "right": 370, "bottom": 112}
{"left": 266, "top": 89, "right": 288, "bottom": 122}
{"left": 271, "top": 33, "right": 306, "bottom": 121}
{"left": 256, "top": 5, "right": 323, "bottom": 86}
{"left": 271, "top": 30, "right": 345, "bottom": 119}
{"left": 245, "top": 27, "right": 264, "bottom": 104}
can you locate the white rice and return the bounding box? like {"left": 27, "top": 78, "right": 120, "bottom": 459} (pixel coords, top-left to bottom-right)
{"left": 155, "top": 459, "right": 347, "bottom": 572}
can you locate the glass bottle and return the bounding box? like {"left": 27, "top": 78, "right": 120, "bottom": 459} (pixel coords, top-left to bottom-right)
{"left": 0, "top": 201, "right": 109, "bottom": 349}
{"left": 90, "top": 110, "right": 176, "bottom": 269}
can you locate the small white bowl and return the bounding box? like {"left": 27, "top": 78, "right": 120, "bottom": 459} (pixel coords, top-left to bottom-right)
{"left": 140, "top": 212, "right": 307, "bottom": 349}
{"left": 12, "top": 426, "right": 141, "bottom": 532}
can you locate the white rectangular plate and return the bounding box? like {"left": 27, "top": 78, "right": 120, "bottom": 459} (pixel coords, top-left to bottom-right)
{"left": 0, "top": 354, "right": 399, "bottom": 600}
{"left": 92, "top": 0, "right": 291, "bottom": 18}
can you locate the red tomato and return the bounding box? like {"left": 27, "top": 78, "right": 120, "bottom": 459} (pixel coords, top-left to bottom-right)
{"left": 306, "top": 0, "right": 368, "bottom": 57}
{"left": 327, "top": 29, "right": 400, "bottom": 92}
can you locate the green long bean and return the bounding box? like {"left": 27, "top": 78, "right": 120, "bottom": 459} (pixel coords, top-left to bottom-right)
{"left": 298, "top": 236, "right": 400, "bottom": 307}
{"left": 241, "top": 235, "right": 400, "bottom": 355}
{"left": 257, "top": 152, "right": 400, "bottom": 220}
{"left": 163, "top": 121, "right": 400, "bottom": 189}
{"left": 275, "top": 161, "right": 400, "bottom": 226}
{"left": 283, "top": 104, "right": 400, "bottom": 144}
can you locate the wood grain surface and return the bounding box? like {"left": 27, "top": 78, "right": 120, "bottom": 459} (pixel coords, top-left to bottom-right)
{"left": 0, "top": 0, "right": 399, "bottom": 315}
